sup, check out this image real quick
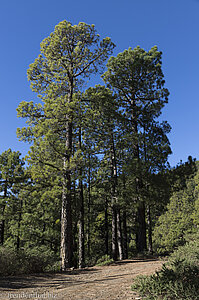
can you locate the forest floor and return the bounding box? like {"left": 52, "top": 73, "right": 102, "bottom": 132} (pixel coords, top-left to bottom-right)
{"left": 0, "top": 258, "right": 163, "bottom": 300}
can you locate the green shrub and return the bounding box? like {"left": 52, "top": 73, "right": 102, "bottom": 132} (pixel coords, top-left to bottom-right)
{"left": 0, "top": 246, "right": 59, "bottom": 276}
{"left": 24, "top": 246, "right": 59, "bottom": 273}
{"left": 0, "top": 247, "right": 21, "bottom": 276}
{"left": 132, "top": 232, "right": 199, "bottom": 300}
{"left": 168, "top": 230, "right": 199, "bottom": 268}
{"left": 132, "top": 261, "right": 199, "bottom": 300}
{"left": 96, "top": 254, "right": 114, "bottom": 266}
{"left": 153, "top": 183, "right": 195, "bottom": 255}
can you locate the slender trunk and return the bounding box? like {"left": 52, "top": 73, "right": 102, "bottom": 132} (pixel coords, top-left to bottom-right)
{"left": 147, "top": 205, "right": 153, "bottom": 254}
{"left": 136, "top": 201, "right": 147, "bottom": 252}
{"left": 0, "top": 219, "right": 5, "bottom": 245}
{"left": 52, "top": 220, "right": 58, "bottom": 254}
{"left": 122, "top": 210, "right": 128, "bottom": 259}
{"left": 110, "top": 131, "right": 119, "bottom": 260}
{"left": 105, "top": 196, "right": 109, "bottom": 255}
{"left": 72, "top": 180, "right": 78, "bottom": 266}
{"left": 87, "top": 152, "right": 91, "bottom": 258}
{"left": 78, "top": 180, "right": 85, "bottom": 268}
{"left": 111, "top": 205, "right": 117, "bottom": 260}
{"left": 41, "top": 222, "right": 46, "bottom": 245}
{"left": 60, "top": 81, "right": 73, "bottom": 270}
{"left": 17, "top": 199, "right": 23, "bottom": 250}
{"left": 117, "top": 209, "right": 123, "bottom": 260}
{"left": 0, "top": 181, "right": 7, "bottom": 245}
{"left": 78, "top": 127, "right": 85, "bottom": 269}
{"left": 143, "top": 125, "right": 153, "bottom": 254}
{"left": 122, "top": 175, "right": 128, "bottom": 259}
{"left": 131, "top": 96, "right": 147, "bottom": 253}
{"left": 61, "top": 156, "right": 73, "bottom": 269}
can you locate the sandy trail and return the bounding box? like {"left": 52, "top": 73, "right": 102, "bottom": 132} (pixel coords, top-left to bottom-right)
{"left": 0, "top": 259, "right": 163, "bottom": 300}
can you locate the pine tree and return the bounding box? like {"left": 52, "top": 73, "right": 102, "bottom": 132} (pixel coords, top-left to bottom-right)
{"left": 103, "top": 46, "right": 169, "bottom": 252}
{"left": 17, "top": 20, "right": 114, "bottom": 269}
{"left": 0, "top": 149, "right": 25, "bottom": 247}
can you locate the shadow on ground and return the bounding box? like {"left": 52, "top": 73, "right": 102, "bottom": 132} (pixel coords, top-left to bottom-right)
{"left": 0, "top": 268, "right": 99, "bottom": 290}
{"left": 112, "top": 257, "right": 159, "bottom": 265}
{"left": 0, "top": 258, "right": 159, "bottom": 291}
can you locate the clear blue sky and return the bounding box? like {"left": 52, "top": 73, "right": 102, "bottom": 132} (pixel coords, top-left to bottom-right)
{"left": 0, "top": 0, "right": 199, "bottom": 166}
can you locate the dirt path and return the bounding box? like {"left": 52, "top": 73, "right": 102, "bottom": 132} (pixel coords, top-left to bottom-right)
{"left": 0, "top": 259, "right": 163, "bottom": 300}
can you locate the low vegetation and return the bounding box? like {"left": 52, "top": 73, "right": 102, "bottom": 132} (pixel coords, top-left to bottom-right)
{"left": 96, "top": 254, "right": 114, "bottom": 266}
{"left": 0, "top": 246, "right": 59, "bottom": 275}
{"left": 132, "top": 163, "right": 199, "bottom": 300}
{"left": 132, "top": 233, "right": 199, "bottom": 299}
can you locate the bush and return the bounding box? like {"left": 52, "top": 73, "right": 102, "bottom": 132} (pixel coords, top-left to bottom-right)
{"left": 131, "top": 232, "right": 199, "bottom": 300}
{"left": 0, "top": 246, "right": 59, "bottom": 276}
{"left": 153, "top": 183, "right": 195, "bottom": 255}
{"left": 132, "top": 261, "right": 199, "bottom": 300}
{"left": 24, "top": 246, "right": 59, "bottom": 273}
{"left": 0, "top": 247, "right": 21, "bottom": 276}
{"left": 168, "top": 230, "right": 199, "bottom": 268}
{"left": 96, "top": 254, "right": 114, "bottom": 266}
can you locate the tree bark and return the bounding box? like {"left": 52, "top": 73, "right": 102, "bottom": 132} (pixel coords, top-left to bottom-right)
{"left": 122, "top": 210, "right": 128, "bottom": 259}
{"left": 0, "top": 219, "right": 5, "bottom": 245}
{"left": 60, "top": 81, "right": 73, "bottom": 270}
{"left": 60, "top": 155, "right": 73, "bottom": 269}
{"left": 110, "top": 131, "right": 120, "bottom": 260}
{"left": 111, "top": 205, "right": 117, "bottom": 260}
{"left": 78, "top": 127, "right": 85, "bottom": 269}
{"left": 147, "top": 205, "right": 153, "bottom": 254}
{"left": 131, "top": 96, "right": 147, "bottom": 253}
{"left": 105, "top": 196, "right": 109, "bottom": 255}
{"left": 0, "top": 181, "right": 7, "bottom": 245}
{"left": 16, "top": 199, "right": 23, "bottom": 250}
{"left": 117, "top": 209, "right": 123, "bottom": 260}
{"left": 78, "top": 180, "right": 85, "bottom": 268}
{"left": 136, "top": 201, "right": 147, "bottom": 253}
{"left": 72, "top": 180, "right": 78, "bottom": 266}
{"left": 87, "top": 152, "right": 91, "bottom": 258}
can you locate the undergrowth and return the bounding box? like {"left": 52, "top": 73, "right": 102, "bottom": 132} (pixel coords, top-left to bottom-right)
{"left": 132, "top": 233, "right": 199, "bottom": 300}
{"left": 0, "top": 246, "right": 60, "bottom": 276}
{"left": 96, "top": 254, "right": 114, "bottom": 266}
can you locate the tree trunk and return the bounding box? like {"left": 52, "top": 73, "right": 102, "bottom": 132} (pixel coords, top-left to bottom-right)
{"left": 147, "top": 205, "right": 153, "bottom": 254}
{"left": 122, "top": 175, "right": 128, "bottom": 259}
{"left": 87, "top": 152, "right": 91, "bottom": 258}
{"left": 143, "top": 126, "right": 153, "bottom": 255}
{"left": 131, "top": 96, "right": 147, "bottom": 253}
{"left": 78, "top": 127, "right": 85, "bottom": 269}
{"left": 110, "top": 131, "right": 119, "bottom": 261}
{"left": 17, "top": 199, "right": 22, "bottom": 250}
{"left": 117, "top": 209, "right": 123, "bottom": 260}
{"left": 0, "top": 181, "right": 7, "bottom": 245}
{"left": 78, "top": 180, "right": 85, "bottom": 268}
{"left": 0, "top": 219, "right": 5, "bottom": 245}
{"left": 111, "top": 205, "right": 117, "bottom": 260}
{"left": 122, "top": 210, "right": 128, "bottom": 259}
{"left": 60, "top": 162, "right": 73, "bottom": 269}
{"left": 105, "top": 196, "right": 109, "bottom": 255}
{"left": 60, "top": 78, "right": 74, "bottom": 270}
{"left": 136, "top": 201, "right": 147, "bottom": 253}
{"left": 72, "top": 180, "right": 78, "bottom": 267}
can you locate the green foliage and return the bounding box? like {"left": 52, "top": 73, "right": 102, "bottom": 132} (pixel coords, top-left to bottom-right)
{"left": 153, "top": 160, "right": 197, "bottom": 254}
{"left": 87, "top": 210, "right": 110, "bottom": 261}
{"left": 132, "top": 231, "right": 199, "bottom": 300}
{"left": 168, "top": 230, "right": 199, "bottom": 267}
{"left": 0, "top": 246, "right": 59, "bottom": 276}
{"left": 1, "top": 22, "right": 176, "bottom": 272}
{"left": 96, "top": 254, "right": 114, "bottom": 266}
{"left": 132, "top": 262, "right": 199, "bottom": 300}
